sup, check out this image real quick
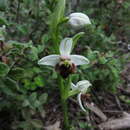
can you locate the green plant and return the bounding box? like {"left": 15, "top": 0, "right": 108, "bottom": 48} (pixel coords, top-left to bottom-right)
{"left": 0, "top": 0, "right": 129, "bottom": 129}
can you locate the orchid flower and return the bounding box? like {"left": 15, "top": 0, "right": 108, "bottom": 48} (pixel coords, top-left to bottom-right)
{"left": 38, "top": 38, "right": 89, "bottom": 78}
{"left": 68, "top": 12, "right": 91, "bottom": 29}
{"left": 71, "top": 80, "right": 91, "bottom": 112}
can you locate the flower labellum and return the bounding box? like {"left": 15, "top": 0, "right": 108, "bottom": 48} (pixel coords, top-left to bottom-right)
{"left": 55, "top": 60, "right": 76, "bottom": 78}
{"left": 68, "top": 12, "right": 91, "bottom": 29}
{"left": 38, "top": 38, "right": 89, "bottom": 78}
{"left": 71, "top": 80, "right": 91, "bottom": 112}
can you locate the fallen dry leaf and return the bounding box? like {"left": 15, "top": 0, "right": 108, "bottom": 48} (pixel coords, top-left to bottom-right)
{"left": 45, "top": 121, "right": 61, "bottom": 130}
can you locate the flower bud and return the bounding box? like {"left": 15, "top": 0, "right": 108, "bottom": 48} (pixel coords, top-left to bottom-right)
{"left": 68, "top": 12, "right": 91, "bottom": 29}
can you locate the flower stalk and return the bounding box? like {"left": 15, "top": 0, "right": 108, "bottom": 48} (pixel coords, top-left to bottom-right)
{"left": 58, "top": 75, "right": 71, "bottom": 130}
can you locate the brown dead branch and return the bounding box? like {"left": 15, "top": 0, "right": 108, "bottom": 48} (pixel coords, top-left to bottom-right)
{"left": 45, "top": 121, "right": 61, "bottom": 130}
{"left": 85, "top": 102, "right": 107, "bottom": 122}
{"left": 118, "top": 87, "right": 130, "bottom": 96}
{"left": 98, "top": 112, "right": 130, "bottom": 130}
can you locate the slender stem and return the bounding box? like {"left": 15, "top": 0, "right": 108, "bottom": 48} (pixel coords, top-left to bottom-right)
{"left": 52, "top": 27, "right": 60, "bottom": 54}
{"left": 52, "top": 35, "right": 59, "bottom": 53}
{"left": 58, "top": 76, "right": 70, "bottom": 130}
{"left": 61, "top": 98, "right": 69, "bottom": 130}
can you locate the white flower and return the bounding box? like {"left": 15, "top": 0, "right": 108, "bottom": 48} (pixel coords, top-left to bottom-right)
{"left": 128, "top": 44, "right": 130, "bottom": 50}
{"left": 38, "top": 38, "right": 89, "bottom": 67}
{"left": 68, "top": 12, "right": 91, "bottom": 29}
{"left": 71, "top": 80, "right": 91, "bottom": 112}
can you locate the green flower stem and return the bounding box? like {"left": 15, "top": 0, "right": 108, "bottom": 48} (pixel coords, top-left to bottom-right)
{"left": 61, "top": 97, "right": 69, "bottom": 130}
{"left": 52, "top": 30, "right": 59, "bottom": 54}
{"left": 58, "top": 75, "right": 71, "bottom": 130}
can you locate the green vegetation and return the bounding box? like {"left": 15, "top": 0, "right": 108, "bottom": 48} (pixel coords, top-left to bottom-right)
{"left": 0, "top": 0, "right": 130, "bottom": 129}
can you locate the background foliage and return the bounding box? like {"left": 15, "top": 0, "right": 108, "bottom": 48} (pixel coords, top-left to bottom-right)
{"left": 0, "top": 0, "right": 130, "bottom": 129}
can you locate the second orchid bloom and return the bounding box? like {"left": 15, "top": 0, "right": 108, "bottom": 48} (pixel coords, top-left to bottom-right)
{"left": 71, "top": 80, "right": 92, "bottom": 112}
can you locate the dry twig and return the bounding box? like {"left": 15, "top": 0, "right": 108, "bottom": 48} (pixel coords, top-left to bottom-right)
{"left": 98, "top": 112, "right": 130, "bottom": 130}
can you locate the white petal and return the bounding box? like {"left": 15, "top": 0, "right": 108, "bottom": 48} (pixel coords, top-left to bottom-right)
{"left": 71, "top": 83, "right": 77, "bottom": 90}
{"left": 77, "top": 93, "right": 86, "bottom": 112}
{"left": 69, "top": 17, "right": 90, "bottom": 28}
{"left": 70, "top": 55, "right": 89, "bottom": 66}
{"left": 76, "top": 80, "right": 91, "bottom": 94}
{"left": 69, "top": 12, "right": 91, "bottom": 29}
{"left": 38, "top": 55, "right": 60, "bottom": 66}
{"left": 69, "top": 12, "right": 90, "bottom": 20}
{"left": 60, "top": 38, "right": 73, "bottom": 56}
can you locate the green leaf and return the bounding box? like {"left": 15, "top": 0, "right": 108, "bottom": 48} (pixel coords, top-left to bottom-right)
{"left": 98, "top": 56, "right": 107, "bottom": 64}
{"left": 37, "top": 44, "right": 45, "bottom": 54}
{"left": 34, "top": 100, "right": 41, "bottom": 108}
{"left": 34, "top": 76, "right": 44, "bottom": 87}
{"left": 52, "top": 70, "right": 58, "bottom": 79}
{"left": 39, "top": 93, "right": 48, "bottom": 104}
{"left": 29, "top": 92, "right": 37, "bottom": 103}
{"left": 79, "top": 122, "right": 90, "bottom": 129}
{"left": 72, "top": 32, "right": 85, "bottom": 48}
{"left": 0, "top": 0, "right": 7, "bottom": 11}
{"left": 32, "top": 67, "right": 41, "bottom": 73}
{"left": 10, "top": 67, "right": 24, "bottom": 80}
{"left": 119, "top": 96, "right": 130, "bottom": 104}
{"left": 17, "top": 25, "right": 28, "bottom": 35}
{"left": 109, "top": 66, "right": 119, "bottom": 79}
{"left": 123, "top": 1, "right": 130, "bottom": 9}
{"left": 0, "top": 100, "right": 11, "bottom": 110}
{"left": 0, "top": 62, "right": 10, "bottom": 77}
{"left": 23, "top": 0, "right": 34, "bottom": 7}
{"left": 50, "top": 0, "right": 66, "bottom": 30}
{"left": 22, "top": 100, "right": 30, "bottom": 107}
{"left": 58, "top": 16, "right": 69, "bottom": 25}
{"left": 0, "top": 17, "right": 8, "bottom": 25}
{"left": 4, "top": 77, "right": 19, "bottom": 90}
{"left": 68, "top": 90, "right": 79, "bottom": 98}
{"left": 25, "top": 46, "right": 39, "bottom": 61}
{"left": 30, "top": 82, "right": 37, "bottom": 90}
{"left": 30, "top": 119, "right": 43, "bottom": 128}
{"left": 22, "top": 109, "right": 32, "bottom": 120}
{"left": 41, "top": 34, "right": 49, "bottom": 44}
{"left": 17, "top": 121, "right": 30, "bottom": 129}
{"left": 9, "top": 40, "right": 25, "bottom": 49}
{"left": 0, "top": 78, "right": 16, "bottom": 96}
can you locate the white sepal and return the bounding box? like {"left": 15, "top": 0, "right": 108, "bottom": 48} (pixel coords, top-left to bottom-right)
{"left": 69, "top": 13, "right": 90, "bottom": 20}
{"left": 76, "top": 80, "right": 91, "bottom": 94}
{"left": 70, "top": 55, "right": 89, "bottom": 66}
{"left": 38, "top": 55, "right": 60, "bottom": 66}
{"left": 71, "top": 83, "right": 77, "bottom": 90}
{"left": 71, "top": 80, "right": 91, "bottom": 112}
{"left": 60, "top": 38, "right": 73, "bottom": 57}
{"left": 78, "top": 93, "right": 86, "bottom": 112}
